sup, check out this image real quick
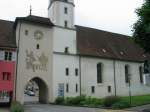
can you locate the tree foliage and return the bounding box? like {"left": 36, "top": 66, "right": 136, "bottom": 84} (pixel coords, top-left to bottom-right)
{"left": 133, "top": 0, "right": 150, "bottom": 53}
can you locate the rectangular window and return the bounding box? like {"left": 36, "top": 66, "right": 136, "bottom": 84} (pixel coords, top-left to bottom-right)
{"left": 97, "top": 63, "right": 103, "bottom": 83}
{"left": 139, "top": 66, "right": 143, "bottom": 83}
{"left": 2, "top": 72, "right": 11, "bottom": 81}
{"left": 66, "top": 68, "right": 69, "bottom": 76}
{"left": 64, "top": 7, "right": 68, "bottom": 14}
{"left": 8, "top": 52, "right": 12, "bottom": 61}
{"left": 4, "top": 52, "right": 12, "bottom": 61}
{"left": 75, "top": 68, "right": 78, "bottom": 76}
{"left": 58, "top": 83, "right": 64, "bottom": 97}
{"left": 65, "top": 47, "right": 69, "bottom": 53}
{"left": 76, "top": 84, "right": 78, "bottom": 93}
{"left": 66, "top": 83, "right": 69, "bottom": 93}
{"left": 125, "top": 65, "right": 129, "bottom": 83}
{"left": 0, "top": 51, "right": 4, "bottom": 60}
{"left": 108, "top": 86, "right": 111, "bottom": 93}
{"left": 91, "top": 86, "right": 95, "bottom": 94}
{"left": 2, "top": 73, "right": 6, "bottom": 80}
{"left": 4, "top": 52, "right": 8, "bottom": 60}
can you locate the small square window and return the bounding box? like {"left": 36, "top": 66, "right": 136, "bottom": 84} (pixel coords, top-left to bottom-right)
{"left": 25, "top": 30, "right": 28, "bottom": 36}
{"left": 75, "top": 68, "right": 78, "bottom": 76}
{"left": 65, "top": 47, "right": 69, "bottom": 53}
{"left": 108, "top": 86, "right": 111, "bottom": 93}
{"left": 36, "top": 44, "right": 40, "bottom": 49}
{"left": 66, "top": 83, "right": 69, "bottom": 93}
{"left": 76, "top": 84, "right": 78, "bottom": 93}
{"left": 66, "top": 68, "right": 69, "bottom": 76}
{"left": 64, "top": 7, "right": 68, "bottom": 14}
{"left": 64, "top": 21, "right": 68, "bottom": 28}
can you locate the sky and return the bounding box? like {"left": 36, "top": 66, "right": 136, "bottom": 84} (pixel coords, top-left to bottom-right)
{"left": 0, "top": 0, "right": 143, "bottom": 36}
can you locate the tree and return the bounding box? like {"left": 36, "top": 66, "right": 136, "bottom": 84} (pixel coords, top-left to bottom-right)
{"left": 133, "top": 0, "right": 150, "bottom": 53}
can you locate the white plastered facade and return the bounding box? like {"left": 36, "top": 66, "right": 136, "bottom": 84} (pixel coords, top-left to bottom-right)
{"left": 15, "top": 0, "right": 150, "bottom": 104}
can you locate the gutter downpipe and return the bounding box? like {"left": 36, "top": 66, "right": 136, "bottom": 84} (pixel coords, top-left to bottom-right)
{"left": 79, "top": 55, "right": 82, "bottom": 96}
{"left": 113, "top": 60, "right": 117, "bottom": 96}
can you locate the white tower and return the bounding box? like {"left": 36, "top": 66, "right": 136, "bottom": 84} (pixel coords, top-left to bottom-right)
{"left": 48, "top": 0, "right": 75, "bottom": 28}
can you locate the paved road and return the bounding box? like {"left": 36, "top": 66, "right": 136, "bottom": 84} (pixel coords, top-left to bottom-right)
{"left": 24, "top": 104, "right": 133, "bottom": 112}
{"left": 24, "top": 94, "right": 38, "bottom": 103}
{"left": 25, "top": 104, "right": 98, "bottom": 112}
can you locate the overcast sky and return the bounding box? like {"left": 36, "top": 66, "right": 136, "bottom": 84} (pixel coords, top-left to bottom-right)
{"left": 0, "top": 0, "right": 143, "bottom": 36}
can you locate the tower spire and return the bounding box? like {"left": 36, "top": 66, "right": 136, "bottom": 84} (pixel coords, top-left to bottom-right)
{"left": 30, "top": 5, "right": 32, "bottom": 16}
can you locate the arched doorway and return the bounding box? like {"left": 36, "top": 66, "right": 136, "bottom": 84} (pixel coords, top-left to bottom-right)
{"left": 24, "top": 77, "right": 48, "bottom": 104}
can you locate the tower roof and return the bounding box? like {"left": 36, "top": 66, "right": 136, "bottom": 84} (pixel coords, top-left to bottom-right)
{"left": 50, "top": 0, "right": 74, "bottom": 6}
{"left": 14, "top": 15, "right": 54, "bottom": 28}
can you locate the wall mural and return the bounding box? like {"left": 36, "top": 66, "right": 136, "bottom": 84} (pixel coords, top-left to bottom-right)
{"left": 25, "top": 50, "right": 48, "bottom": 72}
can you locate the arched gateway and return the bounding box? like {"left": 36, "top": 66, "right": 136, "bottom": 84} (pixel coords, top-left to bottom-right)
{"left": 24, "top": 77, "right": 49, "bottom": 104}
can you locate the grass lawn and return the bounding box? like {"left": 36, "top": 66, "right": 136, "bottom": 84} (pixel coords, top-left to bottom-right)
{"left": 120, "top": 94, "right": 150, "bottom": 107}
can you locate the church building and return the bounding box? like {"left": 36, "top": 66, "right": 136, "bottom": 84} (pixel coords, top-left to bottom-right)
{"left": 0, "top": 0, "right": 150, "bottom": 104}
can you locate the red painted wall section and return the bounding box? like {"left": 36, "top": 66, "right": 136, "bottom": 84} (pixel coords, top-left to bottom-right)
{"left": 0, "top": 61, "right": 16, "bottom": 91}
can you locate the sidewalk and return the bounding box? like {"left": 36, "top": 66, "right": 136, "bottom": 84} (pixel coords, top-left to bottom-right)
{"left": 98, "top": 110, "right": 135, "bottom": 112}
{"left": 127, "top": 104, "right": 150, "bottom": 112}
{"left": 0, "top": 108, "right": 9, "bottom": 112}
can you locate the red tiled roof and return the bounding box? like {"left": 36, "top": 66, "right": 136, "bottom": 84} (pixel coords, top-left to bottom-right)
{"left": 76, "top": 25, "right": 149, "bottom": 62}
{"left": 0, "top": 19, "right": 16, "bottom": 48}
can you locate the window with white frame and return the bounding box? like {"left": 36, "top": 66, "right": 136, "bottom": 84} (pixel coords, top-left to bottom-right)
{"left": 4, "top": 51, "right": 12, "bottom": 61}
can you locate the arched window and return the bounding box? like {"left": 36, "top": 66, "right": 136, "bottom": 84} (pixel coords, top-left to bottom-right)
{"left": 97, "top": 63, "right": 103, "bottom": 83}
{"left": 144, "top": 60, "right": 149, "bottom": 73}
{"left": 125, "top": 65, "right": 130, "bottom": 83}
{"left": 139, "top": 66, "right": 143, "bottom": 83}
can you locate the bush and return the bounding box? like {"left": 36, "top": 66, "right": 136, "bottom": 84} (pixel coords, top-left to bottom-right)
{"left": 64, "top": 95, "right": 86, "bottom": 105}
{"left": 71, "top": 95, "right": 86, "bottom": 105}
{"left": 10, "top": 101, "right": 24, "bottom": 112}
{"left": 82, "top": 97, "right": 102, "bottom": 107}
{"left": 65, "top": 97, "right": 74, "bottom": 105}
{"left": 112, "top": 101, "right": 130, "bottom": 109}
{"left": 55, "top": 97, "right": 65, "bottom": 104}
{"left": 103, "top": 96, "right": 121, "bottom": 107}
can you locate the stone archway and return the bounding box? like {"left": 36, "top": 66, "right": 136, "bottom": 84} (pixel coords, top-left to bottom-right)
{"left": 24, "top": 77, "right": 49, "bottom": 104}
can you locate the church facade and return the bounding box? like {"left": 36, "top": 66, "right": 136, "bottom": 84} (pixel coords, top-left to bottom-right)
{"left": 0, "top": 0, "right": 150, "bottom": 104}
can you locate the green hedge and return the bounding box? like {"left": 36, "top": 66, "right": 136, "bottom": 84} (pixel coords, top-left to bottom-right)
{"left": 55, "top": 94, "right": 150, "bottom": 109}
{"left": 55, "top": 95, "right": 102, "bottom": 107}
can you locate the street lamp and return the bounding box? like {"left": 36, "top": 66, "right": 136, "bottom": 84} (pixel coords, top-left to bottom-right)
{"left": 128, "top": 74, "right": 132, "bottom": 106}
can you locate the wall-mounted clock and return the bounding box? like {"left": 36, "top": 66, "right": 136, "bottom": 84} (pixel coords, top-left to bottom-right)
{"left": 34, "top": 30, "right": 43, "bottom": 40}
